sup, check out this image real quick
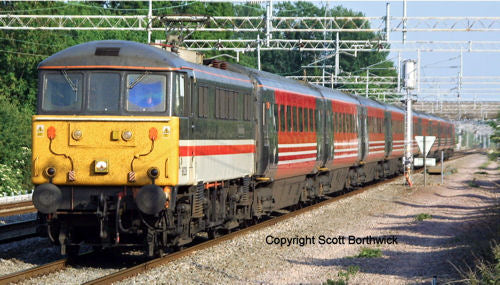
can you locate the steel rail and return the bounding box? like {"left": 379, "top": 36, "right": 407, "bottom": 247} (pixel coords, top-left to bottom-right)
{"left": 0, "top": 258, "right": 68, "bottom": 285}
{"left": 84, "top": 151, "right": 472, "bottom": 285}
{"left": 0, "top": 201, "right": 36, "bottom": 217}
{"left": 0, "top": 220, "right": 37, "bottom": 244}
{"left": 0, "top": 251, "right": 99, "bottom": 285}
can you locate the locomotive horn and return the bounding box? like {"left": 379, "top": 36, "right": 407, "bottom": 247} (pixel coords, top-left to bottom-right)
{"left": 135, "top": 184, "right": 166, "bottom": 215}
{"left": 33, "top": 183, "right": 62, "bottom": 214}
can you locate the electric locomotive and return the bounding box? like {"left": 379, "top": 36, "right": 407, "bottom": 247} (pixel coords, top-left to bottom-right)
{"left": 31, "top": 40, "right": 454, "bottom": 256}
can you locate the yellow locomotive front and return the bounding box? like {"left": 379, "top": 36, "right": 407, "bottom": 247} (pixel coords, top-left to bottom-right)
{"left": 32, "top": 116, "right": 179, "bottom": 187}
{"left": 31, "top": 41, "right": 189, "bottom": 256}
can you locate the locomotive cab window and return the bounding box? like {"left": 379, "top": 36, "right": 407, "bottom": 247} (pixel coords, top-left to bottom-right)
{"left": 89, "top": 72, "right": 120, "bottom": 112}
{"left": 42, "top": 72, "right": 83, "bottom": 112}
{"left": 126, "top": 73, "right": 166, "bottom": 112}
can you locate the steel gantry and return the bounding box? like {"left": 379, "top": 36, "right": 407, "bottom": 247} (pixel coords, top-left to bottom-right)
{"left": 1, "top": 1, "right": 499, "bottom": 122}
{"left": 2, "top": 14, "right": 500, "bottom": 33}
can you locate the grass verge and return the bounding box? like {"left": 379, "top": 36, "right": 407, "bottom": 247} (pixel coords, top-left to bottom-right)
{"left": 415, "top": 213, "right": 432, "bottom": 221}
{"left": 324, "top": 266, "right": 360, "bottom": 285}
{"left": 357, "top": 247, "right": 382, "bottom": 258}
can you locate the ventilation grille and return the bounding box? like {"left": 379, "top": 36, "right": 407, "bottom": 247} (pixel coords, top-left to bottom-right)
{"left": 95, "top": 47, "right": 120, "bottom": 56}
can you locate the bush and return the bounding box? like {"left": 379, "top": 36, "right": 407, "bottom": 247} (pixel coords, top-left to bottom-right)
{"left": 0, "top": 97, "right": 33, "bottom": 195}
{"left": 0, "top": 163, "right": 26, "bottom": 196}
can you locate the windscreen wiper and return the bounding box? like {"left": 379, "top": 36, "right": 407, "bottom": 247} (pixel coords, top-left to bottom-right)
{"left": 127, "top": 71, "right": 151, "bottom": 89}
{"left": 61, "top": 70, "right": 78, "bottom": 93}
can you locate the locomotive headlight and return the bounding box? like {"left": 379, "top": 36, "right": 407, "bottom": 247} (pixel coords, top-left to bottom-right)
{"left": 94, "top": 160, "right": 109, "bottom": 174}
{"left": 44, "top": 167, "right": 56, "bottom": 178}
{"left": 72, "top": 129, "right": 83, "bottom": 140}
{"left": 147, "top": 167, "right": 159, "bottom": 179}
{"left": 122, "top": 130, "right": 133, "bottom": 141}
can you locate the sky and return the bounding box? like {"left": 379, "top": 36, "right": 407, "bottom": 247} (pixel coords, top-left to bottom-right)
{"left": 322, "top": 0, "right": 500, "bottom": 102}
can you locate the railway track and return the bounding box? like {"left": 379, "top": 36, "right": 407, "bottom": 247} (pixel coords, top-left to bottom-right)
{"left": 0, "top": 258, "right": 69, "bottom": 285}
{"left": 0, "top": 151, "right": 474, "bottom": 285}
{"left": 0, "top": 220, "right": 37, "bottom": 244}
{"left": 0, "top": 201, "right": 35, "bottom": 217}
{"left": 84, "top": 152, "right": 473, "bottom": 285}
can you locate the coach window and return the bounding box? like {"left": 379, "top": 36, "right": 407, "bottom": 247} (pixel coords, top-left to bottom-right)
{"left": 88, "top": 72, "right": 119, "bottom": 112}
{"left": 126, "top": 73, "right": 166, "bottom": 112}
{"left": 42, "top": 72, "right": 83, "bottom": 112}
{"left": 304, "top": 108, "right": 309, "bottom": 132}
{"left": 292, "top": 106, "right": 297, "bottom": 132}
{"left": 298, "top": 107, "right": 303, "bottom": 132}
{"left": 286, "top": 106, "right": 292, "bottom": 132}
{"left": 279, "top": 105, "right": 285, "bottom": 132}
{"left": 347, "top": 114, "right": 352, "bottom": 133}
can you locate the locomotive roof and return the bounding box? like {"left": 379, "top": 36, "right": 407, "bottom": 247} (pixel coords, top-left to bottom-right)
{"left": 38, "top": 40, "right": 252, "bottom": 89}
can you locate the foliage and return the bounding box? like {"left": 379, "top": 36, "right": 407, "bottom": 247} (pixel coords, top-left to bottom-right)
{"left": 415, "top": 213, "right": 432, "bottom": 221}
{"left": 0, "top": 97, "right": 32, "bottom": 194}
{"left": 356, "top": 247, "right": 382, "bottom": 258}
{"left": 488, "top": 112, "right": 500, "bottom": 149}
{"left": 454, "top": 242, "right": 500, "bottom": 285}
{"left": 324, "top": 266, "right": 360, "bottom": 285}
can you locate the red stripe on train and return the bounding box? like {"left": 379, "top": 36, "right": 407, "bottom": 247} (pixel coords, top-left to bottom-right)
{"left": 179, "top": 145, "right": 255, "bottom": 157}
{"left": 279, "top": 153, "right": 317, "bottom": 161}
{"left": 278, "top": 146, "right": 317, "bottom": 152}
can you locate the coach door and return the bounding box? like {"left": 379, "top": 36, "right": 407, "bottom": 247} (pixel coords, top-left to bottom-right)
{"left": 358, "top": 106, "right": 368, "bottom": 161}
{"left": 324, "top": 103, "right": 334, "bottom": 161}
{"left": 385, "top": 111, "right": 392, "bottom": 155}
{"left": 263, "top": 99, "right": 278, "bottom": 167}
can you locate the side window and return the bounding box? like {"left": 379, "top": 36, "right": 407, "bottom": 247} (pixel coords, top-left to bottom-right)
{"left": 292, "top": 106, "right": 297, "bottom": 132}
{"left": 334, "top": 113, "right": 337, "bottom": 133}
{"left": 273, "top": 103, "right": 279, "bottom": 131}
{"left": 280, "top": 105, "right": 285, "bottom": 132}
{"left": 228, "top": 91, "right": 234, "bottom": 120}
{"left": 172, "top": 73, "right": 185, "bottom": 116}
{"left": 243, "top": 94, "right": 252, "bottom": 121}
{"left": 298, "top": 107, "right": 303, "bottom": 132}
{"left": 315, "top": 109, "right": 320, "bottom": 133}
{"left": 198, "top": 86, "right": 204, "bottom": 118}
{"left": 286, "top": 105, "right": 292, "bottom": 132}
{"left": 304, "top": 108, "right": 309, "bottom": 132}
{"left": 233, "top": 91, "right": 239, "bottom": 120}
{"left": 215, "top": 88, "right": 220, "bottom": 118}
{"left": 221, "top": 89, "right": 227, "bottom": 119}
{"left": 310, "top": 108, "right": 314, "bottom": 132}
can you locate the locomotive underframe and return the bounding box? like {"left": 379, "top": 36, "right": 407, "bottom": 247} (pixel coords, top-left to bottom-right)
{"left": 38, "top": 157, "right": 407, "bottom": 257}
